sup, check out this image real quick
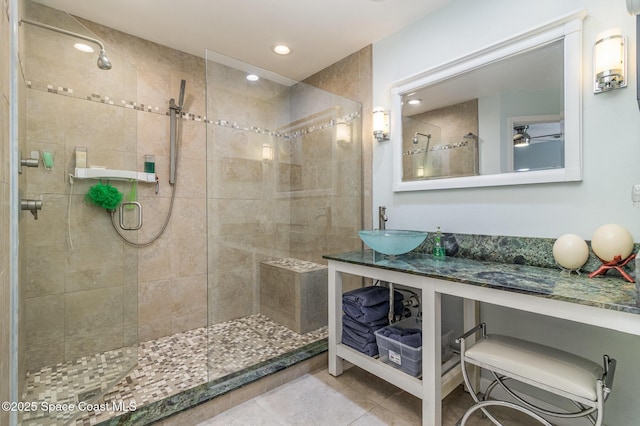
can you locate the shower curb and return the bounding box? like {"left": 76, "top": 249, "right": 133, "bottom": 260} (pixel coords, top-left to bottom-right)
{"left": 95, "top": 339, "right": 328, "bottom": 425}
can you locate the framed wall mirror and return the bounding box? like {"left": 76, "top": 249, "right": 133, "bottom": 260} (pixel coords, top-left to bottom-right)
{"left": 391, "top": 11, "right": 586, "bottom": 191}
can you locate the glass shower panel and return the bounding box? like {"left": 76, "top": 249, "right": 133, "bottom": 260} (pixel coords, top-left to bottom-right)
{"left": 20, "top": 2, "right": 138, "bottom": 424}
{"left": 205, "top": 49, "right": 361, "bottom": 382}
{"left": 285, "top": 83, "right": 362, "bottom": 264}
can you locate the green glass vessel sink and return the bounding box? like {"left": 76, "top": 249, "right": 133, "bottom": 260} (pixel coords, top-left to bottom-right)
{"left": 358, "top": 230, "right": 428, "bottom": 255}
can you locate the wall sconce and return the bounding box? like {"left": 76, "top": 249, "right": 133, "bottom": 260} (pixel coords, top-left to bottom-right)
{"left": 594, "top": 28, "right": 627, "bottom": 93}
{"left": 373, "top": 106, "right": 390, "bottom": 142}
{"left": 336, "top": 119, "right": 351, "bottom": 144}
{"left": 262, "top": 144, "right": 273, "bottom": 161}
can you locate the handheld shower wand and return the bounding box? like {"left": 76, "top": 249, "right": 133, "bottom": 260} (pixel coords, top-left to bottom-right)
{"left": 169, "top": 80, "right": 186, "bottom": 185}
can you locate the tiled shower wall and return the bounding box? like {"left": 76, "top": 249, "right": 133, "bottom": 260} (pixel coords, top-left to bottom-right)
{"left": 21, "top": 0, "right": 372, "bottom": 371}
{"left": 23, "top": 2, "right": 207, "bottom": 371}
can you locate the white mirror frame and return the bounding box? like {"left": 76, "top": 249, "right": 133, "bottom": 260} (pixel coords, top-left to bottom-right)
{"left": 392, "top": 10, "right": 587, "bottom": 192}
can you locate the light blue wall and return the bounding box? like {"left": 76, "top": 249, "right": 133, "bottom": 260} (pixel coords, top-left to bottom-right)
{"left": 372, "top": 0, "right": 640, "bottom": 423}
{"left": 373, "top": 0, "right": 640, "bottom": 239}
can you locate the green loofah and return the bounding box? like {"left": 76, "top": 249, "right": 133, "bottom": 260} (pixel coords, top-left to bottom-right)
{"left": 86, "top": 182, "right": 123, "bottom": 211}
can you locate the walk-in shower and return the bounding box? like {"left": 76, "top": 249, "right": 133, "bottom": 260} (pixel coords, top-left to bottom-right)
{"left": 12, "top": 1, "right": 362, "bottom": 424}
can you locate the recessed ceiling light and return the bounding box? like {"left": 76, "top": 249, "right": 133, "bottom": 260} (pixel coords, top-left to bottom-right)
{"left": 74, "top": 43, "right": 94, "bottom": 53}
{"left": 246, "top": 74, "right": 259, "bottom": 81}
{"left": 272, "top": 44, "right": 291, "bottom": 55}
{"left": 407, "top": 99, "right": 422, "bottom": 105}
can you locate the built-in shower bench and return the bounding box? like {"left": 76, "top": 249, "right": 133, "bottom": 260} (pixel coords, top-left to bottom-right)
{"left": 260, "top": 258, "right": 328, "bottom": 334}
{"left": 323, "top": 250, "right": 640, "bottom": 426}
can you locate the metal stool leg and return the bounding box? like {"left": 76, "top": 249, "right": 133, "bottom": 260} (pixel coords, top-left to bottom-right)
{"left": 460, "top": 400, "right": 553, "bottom": 426}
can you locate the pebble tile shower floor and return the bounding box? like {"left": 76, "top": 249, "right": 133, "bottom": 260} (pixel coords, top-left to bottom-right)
{"left": 20, "top": 314, "right": 327, "bottom": 425}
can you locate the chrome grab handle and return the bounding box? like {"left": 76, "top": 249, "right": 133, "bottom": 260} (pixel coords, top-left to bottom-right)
{"left": 118, "top": 201, "right": 142, "bottom": 230}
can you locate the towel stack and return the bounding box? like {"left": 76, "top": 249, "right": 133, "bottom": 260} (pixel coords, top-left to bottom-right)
{"left": 377, "top": 325, "right": 422, "bottom": 348}
{"left": 342, "top": 286, "right": 404, "bottom": 356}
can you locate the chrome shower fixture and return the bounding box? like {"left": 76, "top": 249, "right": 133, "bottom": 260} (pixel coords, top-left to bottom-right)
{"left": 97, "top": 49, "right": 112, "bottom": 70}
{"left": 21, "top": 18, "right": 112, "bottom": 70}
{"left": 169, "top": 80, "right": 186, "bottom": 185}
{"left": 412, "top": 132, "right": 431, "bottom": 144}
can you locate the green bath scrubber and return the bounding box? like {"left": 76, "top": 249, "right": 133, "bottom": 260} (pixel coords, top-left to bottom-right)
{"left": 125, "top": 180, "right": 137, "bottom": 210}
{"left": 86, "top": 182, "right": 123, "bottom": 211}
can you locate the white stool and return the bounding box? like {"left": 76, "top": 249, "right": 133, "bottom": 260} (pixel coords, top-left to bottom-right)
{"left": 456, "top": 323, "right": 616, "bottom": 426}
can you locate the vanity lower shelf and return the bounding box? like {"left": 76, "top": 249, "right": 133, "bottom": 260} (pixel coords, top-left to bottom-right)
{"left": 335, "top": 343, "right": 462, "bottom": 399}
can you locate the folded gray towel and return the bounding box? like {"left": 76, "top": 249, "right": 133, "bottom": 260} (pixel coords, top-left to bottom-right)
{"left": 343, "top": 300, "right": 398, "bottom": 323}
{"left": 342, "top": 333, "right": 378, "bottom": 357}
{"left": 379, "top": 326, "right": 422, "bottom": 348}
{"left": 342, "top": 323, "right": 377, "bottom": 345}
{"left": 343, "top": 286, "right": 403, "bottom": 307}
{"left": 342, "top": 315, "right": 386, "bottom": 334}
{"left": 342, "top": 289, "right": 404, "bottom": 323}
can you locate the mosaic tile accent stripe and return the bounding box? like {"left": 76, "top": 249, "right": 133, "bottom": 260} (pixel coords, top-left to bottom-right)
{"left": 19, "top": 314, "right": 327, "bottom": 425}
{"left": 26, "top": 80, "right": 360, "bottom": 139}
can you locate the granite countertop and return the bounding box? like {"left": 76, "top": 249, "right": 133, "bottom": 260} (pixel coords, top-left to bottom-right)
{"left": 323, "top": 250, "right": 640, "bottom": 315}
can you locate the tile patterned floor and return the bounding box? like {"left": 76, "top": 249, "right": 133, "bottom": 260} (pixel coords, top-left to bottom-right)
{"left": 196, "top": 367, "right": 544, "bottom": 426}
{"left": 19, "top": 314, "right": 327, "bottom": 426}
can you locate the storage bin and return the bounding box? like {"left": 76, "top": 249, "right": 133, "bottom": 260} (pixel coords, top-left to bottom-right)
{"left": 374, "top": 317, "right": 453, "bottom": 377}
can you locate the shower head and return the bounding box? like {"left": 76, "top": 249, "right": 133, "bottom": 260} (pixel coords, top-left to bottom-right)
{"left": 21, "top": 18, "right": 112, "bottom": 71}
{"left": 463, "top": 132, "right": 478, "bottom": 140}
{"left": 413, "top": 132, "right": 431, "bottom": 144}
{"left": 97, "top": 49, "right": 112, "bottom": 70}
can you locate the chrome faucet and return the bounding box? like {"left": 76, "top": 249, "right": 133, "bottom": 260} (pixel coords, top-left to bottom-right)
{"left": 21, "top": 199, "right": 43, "bottom": 220}
{"left": 379, "top": 206, "right": 388, "bottom": 230}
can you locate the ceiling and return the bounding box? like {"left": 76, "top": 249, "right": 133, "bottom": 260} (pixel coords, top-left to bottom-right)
{"left": 38, "top": 0, "right": 451, "bottom": 81}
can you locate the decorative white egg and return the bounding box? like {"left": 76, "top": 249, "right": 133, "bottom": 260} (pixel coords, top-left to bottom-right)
{"left": 552, "top": 234, "right": 589, "bottom": 270}
{"left": 591, "top": 224, "right": 634, "bottom": 262}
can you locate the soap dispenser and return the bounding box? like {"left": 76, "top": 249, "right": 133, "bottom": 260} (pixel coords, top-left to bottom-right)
{"left": 433, "top": 227, "right": 446, "bottom": 258}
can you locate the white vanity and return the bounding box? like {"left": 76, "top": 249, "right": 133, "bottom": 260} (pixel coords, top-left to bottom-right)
{"left": 325, "top": 251, "right": 640, "bottom": 426}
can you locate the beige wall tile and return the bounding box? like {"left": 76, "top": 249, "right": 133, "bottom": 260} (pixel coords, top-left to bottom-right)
{"left": 25, "top": 244, "right": 65, "bottom": 297}
{"left": 17, "top": 3, "right": 370, "bottom": 379}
